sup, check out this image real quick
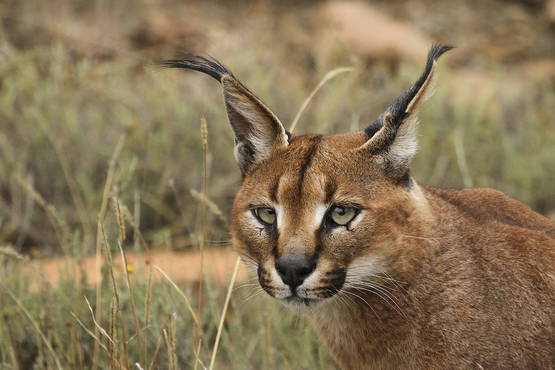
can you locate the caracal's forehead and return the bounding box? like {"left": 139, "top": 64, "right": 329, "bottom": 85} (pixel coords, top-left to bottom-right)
{"left": 235, "top": 131, "right": 388, "bottom": 208}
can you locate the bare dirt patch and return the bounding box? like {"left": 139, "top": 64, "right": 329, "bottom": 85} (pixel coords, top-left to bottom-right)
{"left": 26, "top": 249, "right": 249, "bottom": 290}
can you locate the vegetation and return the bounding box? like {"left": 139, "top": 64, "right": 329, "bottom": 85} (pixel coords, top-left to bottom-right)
{"left": 1, "top": 0, "right": 554, "bottom": 368}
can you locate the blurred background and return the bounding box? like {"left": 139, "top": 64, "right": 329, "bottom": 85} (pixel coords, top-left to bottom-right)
{"left": 0, "top": 0, "right": 554, "bottom": 369}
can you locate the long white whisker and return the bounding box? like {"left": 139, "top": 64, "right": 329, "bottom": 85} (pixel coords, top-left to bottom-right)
{"left": 348, "top": 283, "right": 406, "bottom": 318}
{"left": 244, "top": 288, "right": 265, "bottom": 302}
{"left": 345, "top": 274, "right": 409, "bottom": 318}
{"left": 382, "top": 271, "right": 411, "bottom": 298}
{"left": 233, "top": 283, "right": 260, "bottom": 292}
{"left": 325, "top": 288, "right": 349, "bottom": 311}
{"left": 340, "top": 290, "right": 380, "bottom": 320}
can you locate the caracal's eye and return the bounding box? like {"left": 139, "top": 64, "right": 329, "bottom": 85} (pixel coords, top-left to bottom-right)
{"left": 253, "top": 208, "right": 276, "bottom": 226}
{"left": 329, "top": 206, "right": 358, "bottom": 226}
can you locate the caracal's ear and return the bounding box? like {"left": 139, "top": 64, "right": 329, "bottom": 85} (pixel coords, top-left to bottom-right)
{"left": 162, "top": 55, "right": 289, "bottom": 174}
{"left": 359, "top": 44, "right": 453, "bottom": 174}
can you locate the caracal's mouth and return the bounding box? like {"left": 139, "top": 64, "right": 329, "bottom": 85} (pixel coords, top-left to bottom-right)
{"left": 279, "top": 289, "right": 342, "bottom": 310}
{"left": 284, "top": 296, "right": 318, "bottom": 305}
{"left": 280, "top": 296, "right": 323, "bottom": 310}
{"left": 256, "top": 264, "right": 346, "bottom": 311}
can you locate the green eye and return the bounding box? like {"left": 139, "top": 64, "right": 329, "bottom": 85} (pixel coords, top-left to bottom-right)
{"left": 254, "top": 208, "right": 276, "bottom": 225}
{"left": 329, "top": 206, "right": 358, "bottom": 226}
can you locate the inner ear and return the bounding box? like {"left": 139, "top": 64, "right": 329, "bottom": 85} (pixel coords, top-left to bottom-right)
{"left": 221, "top": 76, "right": 289, "bottom": 171}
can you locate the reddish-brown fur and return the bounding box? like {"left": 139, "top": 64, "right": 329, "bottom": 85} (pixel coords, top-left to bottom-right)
{"left": 165, "top": 46, "right": 555, "bottom": 369}
{"left": 230, "top": 133, "right": 555, "bottom": 369}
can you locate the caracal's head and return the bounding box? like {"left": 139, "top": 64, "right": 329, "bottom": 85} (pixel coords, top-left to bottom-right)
{"left": 164, "top": 45, "right": 452, "bottom": 312}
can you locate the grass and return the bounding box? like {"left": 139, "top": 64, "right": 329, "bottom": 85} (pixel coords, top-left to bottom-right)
{"left": 0, "top": 41, "right": 336, "bottom": 369}
{"left": 1, "top": 2, "right": 555, "bottom": 368}
{"left": 0, "top": 252, "right": 331, "bottom": 369}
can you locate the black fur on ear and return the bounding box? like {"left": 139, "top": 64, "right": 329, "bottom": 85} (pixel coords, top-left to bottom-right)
{"left": 364, "top": 44, "right": 453, "bottom": 151}
{"left": 161, "top": 54, "right": 232, "bottom": 82}
{"left": 359, "top": 44, "right": 453, "bottom": 173}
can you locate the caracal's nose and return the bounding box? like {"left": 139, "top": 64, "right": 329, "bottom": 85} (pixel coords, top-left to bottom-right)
{"left": 275, "top": 255, "right": 316, "bottom": 290}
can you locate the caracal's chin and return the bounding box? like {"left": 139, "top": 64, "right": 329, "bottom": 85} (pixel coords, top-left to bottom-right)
{"left": 278, "top": 296, "right": 329, "bottom": 313}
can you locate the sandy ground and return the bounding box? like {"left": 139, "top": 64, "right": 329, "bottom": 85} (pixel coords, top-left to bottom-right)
{"left": 25, "top": 248, "right": 250, "bottom": 291}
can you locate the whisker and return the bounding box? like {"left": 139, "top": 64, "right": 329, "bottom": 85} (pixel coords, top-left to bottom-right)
{"left": 334, "top": 289, "right": 354, "bottom": 311}
{"left": 340, "top": 290, "right": 380, "bottom": 320}
{"left": 239, "top": 285, "right": 263, "bottom": 298}
{"left": 233, "top": 283, "right": 260, "bottom": 292}
{"left": 346, "top": 266, "right": 406, "bottom": 292}
{"left": 345, "top": 274, "right": 409, "bottom": 318}
{"left": 238, "top": 254, "right": 259, "bottom": 273}
{"left": 244, "top": 288, "right": 266, "bottom": 302}
{"left": 347, "top": 283, "right": 406, "bottom": 318}
{"left": 326, "top": 288, "right": 348, "bottom": 311}
{"left": 382, "top": 271, "right": 408, "bottom": 292}
{"left": 348, "top": 277, "right": 405, "bottom": 306}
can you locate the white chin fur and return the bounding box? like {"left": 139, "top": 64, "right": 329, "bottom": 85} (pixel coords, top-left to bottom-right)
{"left": 279, "top": 297, "right": 323, "bottom": 313}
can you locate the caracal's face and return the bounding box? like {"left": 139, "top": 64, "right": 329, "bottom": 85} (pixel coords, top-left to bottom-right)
{"left": 164, "top": 45, "right": 451, "bottom": 312}
{"left": 230, "top": 132, "right": 414, "bottom": 311}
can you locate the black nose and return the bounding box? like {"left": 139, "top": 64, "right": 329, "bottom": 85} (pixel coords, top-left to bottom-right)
{"left": 275, "top": 255, "right": 316, "bottom": 290}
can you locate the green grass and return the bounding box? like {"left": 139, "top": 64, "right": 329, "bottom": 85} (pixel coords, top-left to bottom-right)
{"left": 0, "top": 251, "right": 331, "bottom": 369}
{"left": 1, "top": 5, "right": 555, "bottom": 367}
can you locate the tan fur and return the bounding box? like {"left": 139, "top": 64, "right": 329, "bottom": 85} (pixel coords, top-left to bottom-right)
{"left": 166, "top": 48, "right": 555, "bottom": 369}
{"left": 231, "top": 134, "right": 555, "bottom": 369}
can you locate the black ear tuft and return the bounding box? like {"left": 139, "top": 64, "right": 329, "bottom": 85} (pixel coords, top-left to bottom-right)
{"left": 160, "top": 54, "right": 232, "bottom": 82}
{"left": 364, "top": 44, "right": 454, "bottom": 140}
{"left": 384, "top": 43, "right": 453, "bottom": 127}
{"left": 359, "top": 44, "right": 453, "bottom": 173}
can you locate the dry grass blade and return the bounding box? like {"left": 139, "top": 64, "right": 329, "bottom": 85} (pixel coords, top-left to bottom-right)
{"left": 153, "top": 265, "right": 201, "bottom": 330}
{"left": 289, "top": 67, "right": 354, "bottom": 133}
{"left": 112, "top": 197, "right": 127, "bottom": 244}
{"left": 93, "top": 134, "right": 126, "bottom": 370}
{"left": 14, "top": 175, "right": 66, "bottom": 248}
{"left": 166, "top": 314, "right": 178, "bottom": 370}
{"left": 6, "top": 289, "right": 63, "bottom": 370}
{"left": 84, "top": 296, "right": 115, "bottom": 345}
{"left": 151, "top": 265, "right": 206, "bottom": 369}
{"left": 71, "top": 312, "right": 109, "bottom": 354}
{"left": 453, "top": 132, "right": 474, "bottom": 188}
{"left": 109, "top": 299, "right": 119, "bottom": 370}
{"left": 2, "top": 313, "right": 21, "bottom": 370}
{"left": 208, "top": 257, "right": 242, "bottom": 370}
{"left": 144, "top": 265, "right": 153, "bottom": 344}
{"left": 99, "top": 223, "right": 121, "bottom": 307}
{"left": 200, "top": 117, "right": 208, "bottom": 151}
{"left": 119, "top": 201, "right": 149, "bottom": 250}
{"left": 147, "top": 316, "right": 170, "bottom": 370}
{"left": 190, "top": 189, "right": 228, "bottom": 225}
{"left": 113, "top": 196, "right": 146, "bottom": 366}
{"left": 42, "top": 124, "right": 91, "bottom": 242}
{"left": 117, "top": 239, "right": 145, "bottom": 366}
{"left": 71, "top": 311, "right": 126, "bottom": 369}
{"left": 0, "top": 245, "right": 26, "bottom": 260}
{"left": 195, "top": 117, "right": 210, "bottom": 370}
{"left": 194, "top": 339, "right": 207, "bottom": 370}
